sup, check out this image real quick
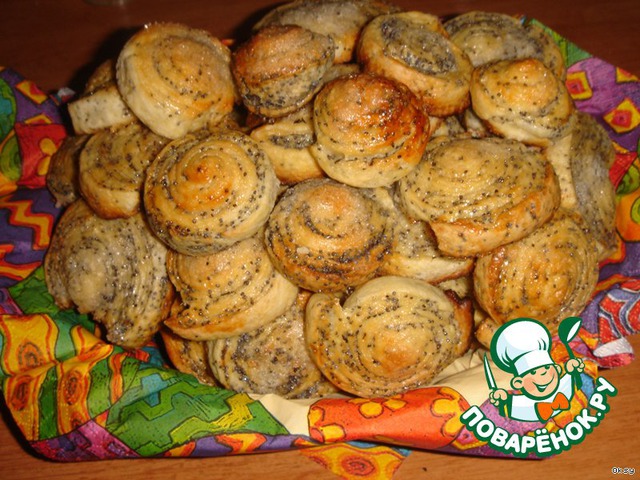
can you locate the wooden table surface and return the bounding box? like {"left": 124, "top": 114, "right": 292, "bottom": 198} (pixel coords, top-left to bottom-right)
{"left": 1, "top": 1, "right": 639, "bottom": 478}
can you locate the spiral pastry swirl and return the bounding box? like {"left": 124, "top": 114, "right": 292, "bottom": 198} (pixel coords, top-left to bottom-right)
{"left": 46, "top": 134, "right": 88, "bottom": 208}
{"left": 116, "top": 22, "right": 236, "bottom": 139}
{"left": 305, "top": 275, "right": 473, "bottom": 398}
{"left": 253, "top": 0, "right": 401, "bottom": 64}
{"left": 265, "top": 178, "right": 393, "bottom": 292}
{"left": 44, "top": 199, "right": 173, "bottom": 349}
{"left": 232, "top": 24, "right": 335, "bottom": 118}
{"left": 470, "top": 58, "right": 574, "bottom": 146}
{"left": 207, "top": 291, "right": 338, "bottom": 399}
{"left": 79, "top": 121, "right": 169, "bottom": 219}
{"left": 311, "top": 72, "right": 430, "bottom": 188}
{"left": 144, "top": 130, "right": 279, "bottom": 255}
{"left": 372, "top": 188, "right": 474, "bottom": 283}
{"left": 473, "top": 209, "right": 600, "bottom": 335}
{"left": 545, "top": 111, "right": 618, "bottom": 260}
{"left": 165, "top": 235, "right": 299, "bottom": 341}
{"left": 444, "top": 12, "right": 565, "bottom": 79}
{"left": 398, "top": 137, "right": 561, "bottom": 257}
{"left": 357, "top": 11, "right": 473, "bottom": 117}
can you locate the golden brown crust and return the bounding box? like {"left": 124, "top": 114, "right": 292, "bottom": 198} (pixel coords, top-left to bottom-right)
{"left": 160, "top": 327, "right": 218, "bottom": 386}
{"left": 44, "top": 199, "right": 174, "bottom": 349}
{"left": 398, "top": 136, "right": 561, "bottom": 257}
{"left": 165, "top": 235, "right": 299, "bottom": 341}
{"left": 357, "top": 11, "right": 473, "bottom": 117}
{"left": 116, "top": 22, "right": 236, "bottom": 139}
{"left": 232, "top": 24, "right": 335, "bottom": 118}
{"left": 311, "top": 72, "right": 430, "bottom": 187}
{"left": 473, "top": 209, "right": 600, "bottom": 335}
{"left": 143, "top": 130, "right": 279, "bottom": 255}
{"left": 254, "top": 0, "right": 401, "bottom": 63}
{"left": 207, "top": 291, "right": 339, "bottom": 398}
{"left": 265, "top": 178, "right": 393, "bottom": 292}
{"left": 305, "top": 275, "right": 473, "bottom": 397}
{"left": 470, "top": 58, "right": 574, "bottom": 146}
{"left": 79, "top": 122, "right": 168, "bottom": 219}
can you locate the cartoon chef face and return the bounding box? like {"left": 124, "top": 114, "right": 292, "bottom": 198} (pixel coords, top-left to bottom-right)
{"left": 492, "top": 318, "right": 561, "bottom": 401}
{"left": 511, "top": 363, "right": 562, "bottom": 399}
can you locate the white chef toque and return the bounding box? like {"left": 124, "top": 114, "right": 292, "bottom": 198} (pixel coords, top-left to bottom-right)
{"left": 491, "top": 318, "right": 554, "bottom": 376}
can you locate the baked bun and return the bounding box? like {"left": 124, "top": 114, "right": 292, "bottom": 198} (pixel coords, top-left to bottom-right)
{"left": 444, "top": 12, "right": 565, "bottom": 79}
{"left": 160, "top": 327, "right": 217, "bottom": 386}
{"left": 253, "top": 0, "right": 401, "bottom": 64}
{"left": 143, "top": 130, "right": 279, "bottom": 255}
{"left": 357, "top": 11, "right": 473, "bottom": 117}
{"left": 545, "top": 111, "right": 618, "bottom": 260}
{"left": 79, "top": 122, "right": 168, "bottom": 219}
{"left": 46, "top": 134, "right": 89, "bottom": 208}
{"left": 311, "top": 72, "right": 430, "bottom": 187}
{"left": 372, "top": 188, "right": 474, "bottom": 282}
{"left": 116, "top": 22, "right": 236, "bottom": 139}
{"left": 207, "top": 291, "right": 338, "bottom": 399}
{"left": 470, "top": 58, "right": 574, "bottom": 146}
{"left": 265, "top": 178, "right": 393, "bottom": 292}
{"left": 68, "top": 59, "right": 135, "bottom": 135}
{"left": 232, "top": 24, "right": 335, "bottom": 118}
{"left": 250, "top": 104, "right": 324, "bottom": 184}
{"left": 473, "top": 209, "right": 600, "bottom": 335}
{"left": 44, "top": 199, "right": 173, "bottom": 349}
{"left": 164, "top": 235, "right": 299, "bottom": 341}
{"left": 305, "top": 275, "right": 473, "bottom": 397}
{"left": 398, "top": 136, "right": 561, "bottom": 257}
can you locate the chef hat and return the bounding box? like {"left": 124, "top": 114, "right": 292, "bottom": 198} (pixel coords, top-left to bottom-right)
{"left": 490, "top": 318, "right": 554, "bottom": 376}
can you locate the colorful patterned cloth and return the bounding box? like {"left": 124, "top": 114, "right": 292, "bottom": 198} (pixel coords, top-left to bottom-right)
{"left": 0, "top": 20, "right": 638, "bottom": 479}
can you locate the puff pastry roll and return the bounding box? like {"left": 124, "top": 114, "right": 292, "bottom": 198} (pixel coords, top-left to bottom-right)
{"left": 398, "top": 137, "right": 561, "bottom": 257}
{"left": 207, "top": 291, "right": 338, "bottom": 399}
{"left": 372, "top": 188, "right": 474, "bottom": 283}
{"left": 164, "top": 235, "right": 299, "bottom": 341}
{"left": 144, "top": 130, "right": 279, "bottom": 255}
{"left": 46, "top": 134, "right": 89, "bottom": 208}
{"left": 160, "top": 327, "right": 217, "bottom": 386}
{"left": 232, "top": 24, "right": 335, "bottom": 118}
{"left": 116, "top": 22, "right": 236, "bottom": 139}
{"left": 250, "top": 104, "right": 324, "bottom": 184}
{"left": 265, "top": 178, "right": 393, "bottom": 292}
{"left": 68, "top": 59, "right": 135, "bottom": 135}
{"left": 311, "top": 72, "right": 430, "bottom": 188}
{"left": 79, "top": 122, "right": 168, "bottom": 219}
{"left": 470, "top": 58, "right": 574, "bottom": 146}
{"left": 357, "top": 11, "right": 473, "bottom": 117}
{"left": 545, "top": 111, "right": 618, "bottom": 260}
{"left": 254, "top": 0, "right": 401, "bottom": 64}
{"left": 44, "top": 199, "right": 173, "bottom": 349}
{"left": 305, "top": 275, "right": 473, "bottom": 398}
{"left": 473, "top": 209, "right": 599, "bottom": 335}
{"left": 444, "top": 12, "right": 565, "bottom": 79}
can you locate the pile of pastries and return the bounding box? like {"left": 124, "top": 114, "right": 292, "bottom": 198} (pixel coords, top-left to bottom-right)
{"left": 44, "top": 0, "right": 617, "bottom": 399}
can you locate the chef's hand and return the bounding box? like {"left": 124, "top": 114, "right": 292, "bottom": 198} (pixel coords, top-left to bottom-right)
{"left": 566, "top": 358, "right": 584, "bottom": 374}
{"left": 489, "top": 388, "right": 508, "bottom": 406}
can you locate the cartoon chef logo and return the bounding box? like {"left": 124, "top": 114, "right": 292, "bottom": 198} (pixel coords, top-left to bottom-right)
{"left": 485, "top": 317, "right": 585, "bottom": 422}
